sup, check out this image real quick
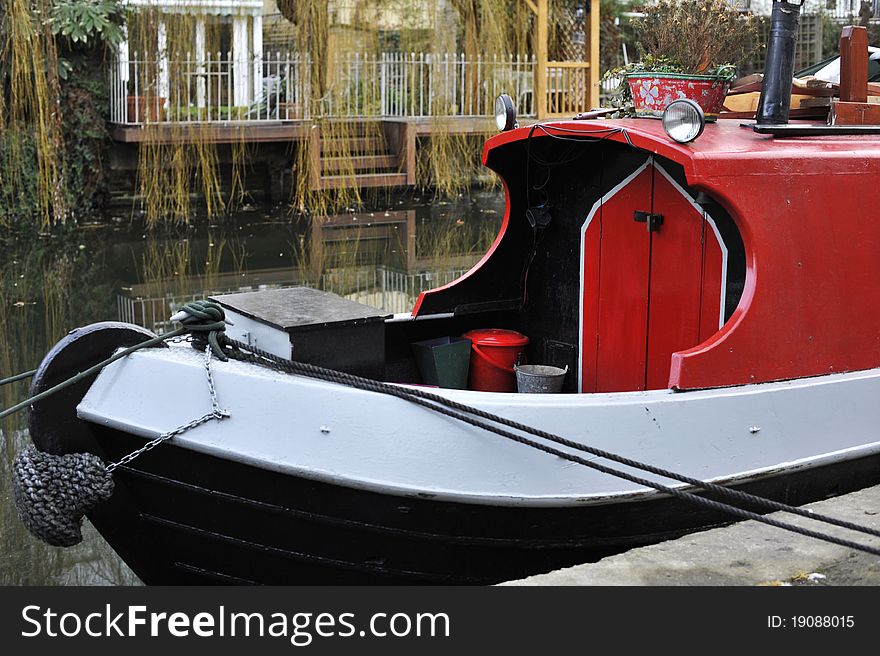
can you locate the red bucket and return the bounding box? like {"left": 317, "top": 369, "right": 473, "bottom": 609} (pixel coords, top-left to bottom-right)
{"left": 462, "top": 328, "right": 529, "bottom": 392}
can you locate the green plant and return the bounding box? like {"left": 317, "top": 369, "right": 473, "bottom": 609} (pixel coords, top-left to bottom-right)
{"left": 633, "top": 0, "right": 759, "bottom": 74}
{"left": 601, "top": 55, "right": 689, "bottom": 108}
{"left": 49, "top": 0, "right": 125, "bottom": 47}
{"left": 601, "top": 1, "right": 759, "bottom": 110}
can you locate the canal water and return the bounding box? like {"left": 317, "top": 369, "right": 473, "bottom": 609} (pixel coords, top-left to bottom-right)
{"left": 0, "top": 189, "right": 504, "bottom": 585}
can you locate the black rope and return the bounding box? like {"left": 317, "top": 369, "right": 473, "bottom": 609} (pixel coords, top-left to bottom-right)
{"left": 222, "top": 338, "right": 880, "bottom": 556}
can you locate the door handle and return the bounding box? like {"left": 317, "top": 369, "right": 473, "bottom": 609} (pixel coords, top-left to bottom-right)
{"left": 633, "top": 211, "right": 663, "bottom": 232}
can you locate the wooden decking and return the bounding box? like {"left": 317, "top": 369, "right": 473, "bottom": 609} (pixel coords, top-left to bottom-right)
{"left": 108, "top": 116, "right": 503, "bottom": 144}
{"left": 109, "top": 116, "right": 536, "bottom": 191}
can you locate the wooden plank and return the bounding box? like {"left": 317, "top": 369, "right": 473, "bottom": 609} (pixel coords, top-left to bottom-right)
{"left": 588, "top": 0, "right": 600, "bottom": 109}
{"left": 318, "top": 172, "right": 408, "bottom": 190}
{"left": 546, "top": 61, "right": 591, "bottom": 69}
{"left": 109, "top": 122, "right": 308, "bottom": 144}
{"left": 829, "top": 99, "right": 880, "bottom": 125}
{"left": 383, "top": 116, "right": 502, "bottom": 136}
{"left": 404, "top": 121, "right": 416, "bottom": 186}
{"left": 839, "top": 25, "right": 868, "bottom": 103}
{"left": 589, "top": 165, "right": 652, "bottom": 392}
{"left": 718, "top": 107, "right": 829, "bottom": 120}
{"left": 320, "top": 136, "right": 376, "bottom": 152}
{"left": 322, "top": 155, "right": 398, "bottom": 172}
{"left": 319, "top": 210, "right": 412, "bottom": 227}
{"left": 536, "top": 0, "right": 548, "bottom": 120}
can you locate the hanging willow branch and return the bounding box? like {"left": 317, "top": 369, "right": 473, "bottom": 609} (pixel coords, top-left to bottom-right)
{"left": 0, "top": 0, "right": 67, "bottom": 226}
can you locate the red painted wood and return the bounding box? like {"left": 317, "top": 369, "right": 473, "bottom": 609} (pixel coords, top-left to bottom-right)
{"left": 581, "top": 162, "right": 725, "bottom": 392}
{"left": 489, "top": 119, "right": 880, "bottom": 389}
{"left": 581, "top": 164, "right": 652, "bottom": 392}
{"left": 645, "top": 166, "right": 709, "bottom": 389}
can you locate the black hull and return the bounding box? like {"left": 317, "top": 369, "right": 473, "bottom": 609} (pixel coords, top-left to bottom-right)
{"left": 86, "top": 424, "right": 880, "bottom": 585}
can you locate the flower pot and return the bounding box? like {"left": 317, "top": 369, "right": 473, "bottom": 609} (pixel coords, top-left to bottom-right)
{"left": 625, "top": 73, "right": 733, "bottom": 118}
{"left": 126, "top": 95, "right": 166, "bottom": 122}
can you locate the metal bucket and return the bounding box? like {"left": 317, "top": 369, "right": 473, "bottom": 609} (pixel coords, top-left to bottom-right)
{"left": 514, "top": 364, "right": 568, "bottom": 393}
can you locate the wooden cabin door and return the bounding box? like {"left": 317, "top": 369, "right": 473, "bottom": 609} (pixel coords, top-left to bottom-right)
{"left": 579, "top": 159, "right": 727, "bottom": 393}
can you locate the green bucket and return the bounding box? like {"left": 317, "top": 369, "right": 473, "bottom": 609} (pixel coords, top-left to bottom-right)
{"left": 411, "top": 336, "right": 472, "bottom": 389}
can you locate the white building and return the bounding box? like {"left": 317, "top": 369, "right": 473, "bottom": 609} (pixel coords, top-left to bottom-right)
{"left": 120, "top": 0, "right": 265, "bottom": 109}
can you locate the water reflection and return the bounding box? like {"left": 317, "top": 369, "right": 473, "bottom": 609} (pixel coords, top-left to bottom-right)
{"left": 0, "top": 190, "right": 503, "bottom": 585}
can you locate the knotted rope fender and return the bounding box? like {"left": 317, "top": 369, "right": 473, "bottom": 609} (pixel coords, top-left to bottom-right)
{"left": 10, "top": 299, "right": 229, "bottom": 547}
{"left": 13, "top": 448, "right": 114, "bottom": 547}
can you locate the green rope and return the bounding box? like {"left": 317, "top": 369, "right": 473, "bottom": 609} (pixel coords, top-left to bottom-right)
{"left": 0, "top": 299, "right": 229, "bottom": 421}
{"left": 174, "top": 300, "right": 228, "bottom": 361}
{"left": 0, "top": 369, "right": 37, "bottom": 387}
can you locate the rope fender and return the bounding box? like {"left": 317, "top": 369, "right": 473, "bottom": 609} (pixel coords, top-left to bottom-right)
{"left": 9, "top": 300, "right": 228, "bottom": 547}
{"left": 12, "top": 447, "right": 114, "bottom": 547}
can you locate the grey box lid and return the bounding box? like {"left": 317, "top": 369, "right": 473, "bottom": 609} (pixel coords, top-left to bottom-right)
{"left": 211, "top": 287, "right": 391, "bottom": 333}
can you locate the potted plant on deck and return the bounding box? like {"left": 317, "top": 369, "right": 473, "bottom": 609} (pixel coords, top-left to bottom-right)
{"left": 606, "top": 0, "right": 759, "bottom": 117}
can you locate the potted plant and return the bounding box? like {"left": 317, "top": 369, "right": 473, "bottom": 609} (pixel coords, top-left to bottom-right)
{"left": 126, "top": 91, "right": 166, "bottom": 123}
{"left": 605, "top": 0, "right": 759, "bottom": 117}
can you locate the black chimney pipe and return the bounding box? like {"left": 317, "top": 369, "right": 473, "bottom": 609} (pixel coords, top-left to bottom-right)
{"left": 756, "top": 0, "right": 803, "bottom": 126}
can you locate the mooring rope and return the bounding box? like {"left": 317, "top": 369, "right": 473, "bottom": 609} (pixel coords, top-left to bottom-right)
{"left": 224, "top": 338, "right": 880, "bottom": 556}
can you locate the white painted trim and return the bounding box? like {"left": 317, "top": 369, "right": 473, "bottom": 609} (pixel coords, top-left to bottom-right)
{"left": 122, "top": 0, "right": 263, "bottom": 14}
{"left": 232, "top": 16, "right": 249, "bottom": 108}
{"left": 387, "top": 312, "right": 456, "bottom": 322}
{"left": 157, "top": 20, "right": 169, "bottom": 103}
{"left": 195, "top": 19, "right": 206, "bottom": 108}
{"left": 118, "top": 25, "right": 129, "bottom": 83}
{"left": 252, "top": 14, "right": 263, "bottom": 103}
{"left": 578, "top": 160, "right": 730, "bottom": 392}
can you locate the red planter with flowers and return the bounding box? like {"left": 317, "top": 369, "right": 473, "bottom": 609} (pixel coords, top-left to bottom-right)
{"left": 625, "top": 73, "right": 733, "bottom": 118}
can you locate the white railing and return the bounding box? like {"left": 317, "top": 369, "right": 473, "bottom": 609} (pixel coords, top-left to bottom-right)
{"left": 375, "top": 52, "right": 535, "bottom": 118}
{"left": 110, "top": 51, "right": 536, "bottom": 125}
{"left": 109, "top": 51, "right": 310, "bottom": 124}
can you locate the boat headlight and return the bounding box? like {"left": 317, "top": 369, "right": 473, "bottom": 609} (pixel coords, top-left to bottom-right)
{"left": 495, "top": 94, "right": 517, "bottom": 132}
{"left": 662, "top": 99, "right": 705, "bottom": 144}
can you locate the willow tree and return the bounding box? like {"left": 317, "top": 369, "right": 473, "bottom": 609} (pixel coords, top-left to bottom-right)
{"left": 277, "top": 0, "right": 329, "bottom": 99}
{"left": 0, "top": 0, "right": 65, "bottom": 226}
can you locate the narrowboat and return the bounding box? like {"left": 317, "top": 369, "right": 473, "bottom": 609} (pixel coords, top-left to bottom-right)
{"left": 18, "top": 4, "right": 880, "bottom": 584}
